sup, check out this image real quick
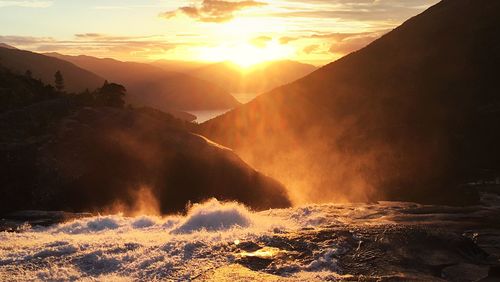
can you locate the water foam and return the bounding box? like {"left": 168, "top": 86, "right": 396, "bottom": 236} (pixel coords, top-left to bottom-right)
{"left": 0, "top": 199, "right": 295, "bottom": 280}
{"left": 173, "top": 199, "right": 253, "bottom": 233}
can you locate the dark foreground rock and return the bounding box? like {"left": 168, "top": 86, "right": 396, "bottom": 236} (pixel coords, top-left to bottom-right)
{"left": 0, "top": 211, "right": 92, "bottom": 232}
{"left": 0, "top": 104, "right": 291, "bottom": 214}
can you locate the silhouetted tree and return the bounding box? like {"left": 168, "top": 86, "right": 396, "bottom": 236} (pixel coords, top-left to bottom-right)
{"left": 97, "top": 80, "right": 126, "bottom": 108}
{"left": 0, "top": 68, "right": 60, "bottom": 113}
{"left": 54, "top": 70, "right": 64, "bottom": 91}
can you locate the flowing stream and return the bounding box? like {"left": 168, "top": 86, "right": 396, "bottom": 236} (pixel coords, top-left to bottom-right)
{"left": 1, "top": 190, "right": 500, "bottom": 281}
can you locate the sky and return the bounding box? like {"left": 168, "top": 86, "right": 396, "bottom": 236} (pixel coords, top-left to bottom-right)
{"left": 0, "top": 0, "right": 439, "bottom": 66}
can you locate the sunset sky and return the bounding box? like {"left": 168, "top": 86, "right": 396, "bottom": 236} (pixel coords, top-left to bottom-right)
{"left": 0, "top": 0, "right": 439, "bottom": 66}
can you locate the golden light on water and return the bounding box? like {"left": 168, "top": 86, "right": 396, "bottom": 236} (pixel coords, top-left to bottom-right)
{"left": 238, "top": 247, "right": 283, "bottom": 259}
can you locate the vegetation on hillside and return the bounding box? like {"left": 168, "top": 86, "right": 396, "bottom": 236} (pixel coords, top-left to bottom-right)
{"left": 0, "top": 66, "right": 125, "bottom": 111}
{"left": 0, "top": 63, "right": 290, "bottom": 214}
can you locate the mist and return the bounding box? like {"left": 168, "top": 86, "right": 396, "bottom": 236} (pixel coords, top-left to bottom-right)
{"left": 0, "top": 102, "right": 290, "bottom": 215}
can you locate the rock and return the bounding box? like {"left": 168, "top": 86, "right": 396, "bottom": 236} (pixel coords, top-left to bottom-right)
{"left": 0, "top": 106, "right": 291, "bottom": 214}
{"left": 441, "top": 263, "right": 489, "bottom": 282}
{"left": 0, "top": 210, "right": 92, "bottom": 232}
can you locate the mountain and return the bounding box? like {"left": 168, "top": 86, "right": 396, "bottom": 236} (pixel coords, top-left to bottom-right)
{"left": 0, "top": 68, "right": 290, "bottom": 214}
{"left": 152, "top": 59, "right": 207, "bottom": 73}
{"left": 0, "top": 46, "right": 105, "bottom": 93}
{"left": 201, "top": 0, "right": 500, "bottom": 205}
{"left": 47, "top": 54, "right": 240, "bottom": 111}
{"left": 189, "top": 60, "right": 318, "bottom": 94}
{"left": 0, "top": 43, "right": 16, "bottom": 49}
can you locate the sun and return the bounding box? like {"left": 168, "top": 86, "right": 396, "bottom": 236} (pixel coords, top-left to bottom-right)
{"left": 196, "top": 41, "right": 295, "bottom": 68}
{"left": 230, "top": 45, "right": 267, "bottom": 68}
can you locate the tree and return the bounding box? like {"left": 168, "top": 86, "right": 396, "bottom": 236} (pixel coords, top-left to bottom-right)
{"left": 97, "top": 81, "right": 126, "bottom": 108}
{"left": 54, "top": 70, "right": 64, "bottom": 91}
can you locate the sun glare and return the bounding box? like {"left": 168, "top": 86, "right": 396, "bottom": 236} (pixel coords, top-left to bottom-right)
{"left": 197, "top": 41, "right": 295, "bottom": 68}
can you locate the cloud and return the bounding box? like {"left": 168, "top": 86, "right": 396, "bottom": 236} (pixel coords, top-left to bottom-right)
{"left": 276, "top": 30, "right": 388, "bottom": 58}
{"left": 302, "top": 44, "right": 320, "bottom": 54}
{"left": 279, "top": 36, "right": 298, "bottom": 45}
{"left": 282, "top": 30, "right": 383, "bottom": 43}
{"left": 328, "top": 31, "right": 386, "bottom": 54}
{"left": 92, "top": 4, "right": 167, "bottom": 10}
{"left": 267, "top": 0, "right": 439, "bottom": 22}
{"left": 309, "top": 32, "right": 372, "bottom": 41}
{"left": 245, "top": 29, "right": 388, "bottom": 59}
{"left": 0, "top": 0, "right": 53, "bottom": 8}
{"left": 176, "top": 33, "right": 202, "bottom": 37}
{"left": 250, "top": 36, "right": 272, "bottom": 48}
{"left": 72, "top": 33, "right": 167, "bottom": 43}
{"left": 0, "top": 35, "right": 55, "bottom": 45}
{"left": 0, "top": 34, "right": 188, "bottom": 61}
{"left": 160, "top": 0, "right": 267, "bottom": 23}
{"left": 74, "top": 33, "right": 103, "bottom": 39}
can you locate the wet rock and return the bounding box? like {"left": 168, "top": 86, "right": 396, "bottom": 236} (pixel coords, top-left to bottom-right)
{"left": 235, "top": 241, "right": 262, "bottom": 252}
{"left": 0, "top": 210, "right": 92, "bottom": 232}
{"left": 238, "top": 256, "right": 274, "bottom": 271}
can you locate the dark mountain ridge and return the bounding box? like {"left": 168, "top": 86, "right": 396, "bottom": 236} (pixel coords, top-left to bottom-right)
{"left": 201, "top": 0, "right": 500, "bottom": 205}
{"left": 0, "top": 46, "right": 105, "bottom": 92}
{"left": 0, "top": 43, "right": 16, "bottom": 49}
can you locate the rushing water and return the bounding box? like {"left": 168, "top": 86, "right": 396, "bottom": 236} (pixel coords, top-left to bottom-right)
{"left": 1, "top": 191, "right": 500, "bottom": 281}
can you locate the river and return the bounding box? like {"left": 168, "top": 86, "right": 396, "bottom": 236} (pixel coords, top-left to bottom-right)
{"left": 1, "top": 187, "right": 500, "bottom": 281}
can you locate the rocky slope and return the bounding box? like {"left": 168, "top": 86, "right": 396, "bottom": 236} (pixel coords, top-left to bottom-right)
{"left": 0, "top": 105, "right": 290, "bottom": 214}
{"left": 201, "top": 0, "right": 500, "bottom": 205}
{"left": 0, "top": 69, "right": 290, "bottom": 214}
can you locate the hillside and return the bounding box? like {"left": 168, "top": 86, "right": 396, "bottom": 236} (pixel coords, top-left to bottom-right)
{"left": 0, "top": 46, "right": 104, "bottom": 92}
{"left": 152, "top": 59, "right": 207, "bottom": 73}
{"left": 47, "top": 54, "right": 240, "bottom": 111}
{"left": 201, "top": 0, "right": 500, "bottom": 205}
{"left": 0, "top": 66, "right": 60, "bottom": 113}
{"left": 0, "top": 68, "right": 290, "bottom": 213}
{"left": 0, "top": 43, "right": 16, "bottom": 49}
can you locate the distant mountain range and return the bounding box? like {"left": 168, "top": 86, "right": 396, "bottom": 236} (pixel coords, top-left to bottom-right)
{"left": 0, "top": 43, "right": 317, "bottom": 115}
{"left": 0, "top": 47, "right": 105, "bottom": 93}
{"left": 152, "top": 60, "right": 207, "bottom": 73}
{"left": 201, "top": 0, "right": 500, "bottom": 205}
{"left": 46, "top": 53, "right": 240, "bottom": 111}
{"left": 154, "top": 60, "right": 318, "bottom": 94}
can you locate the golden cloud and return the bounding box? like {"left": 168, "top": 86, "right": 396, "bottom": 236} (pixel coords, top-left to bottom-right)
{"left": 160, "top": 0, "right": 267, "bottom": 23}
